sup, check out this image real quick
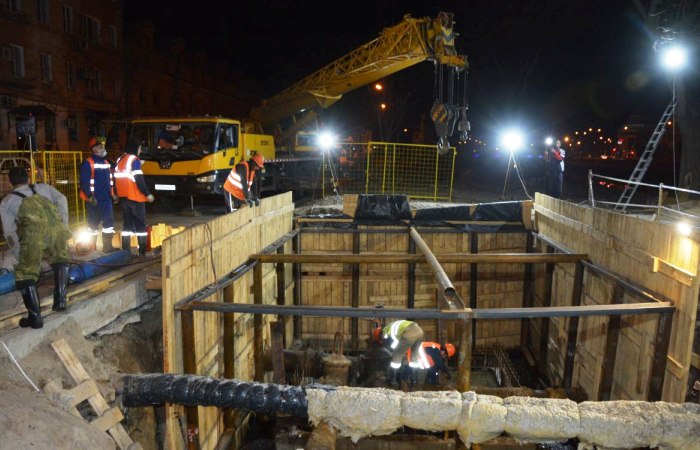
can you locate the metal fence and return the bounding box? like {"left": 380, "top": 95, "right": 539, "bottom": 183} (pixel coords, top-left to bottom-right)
{"left": 0, "top": 150, "right": 86, "bottom": 228}
{"left": 326, "top": 141, "right": 456, "bottom": 201}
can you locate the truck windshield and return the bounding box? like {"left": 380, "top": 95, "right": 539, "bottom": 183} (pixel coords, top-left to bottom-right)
{"left": 129, "top": 123, "right": 217, "bottom": 159}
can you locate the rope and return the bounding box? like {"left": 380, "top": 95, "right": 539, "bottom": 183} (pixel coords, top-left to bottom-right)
{"left": 0, "top": 340, "right": 40, "bottom": 392}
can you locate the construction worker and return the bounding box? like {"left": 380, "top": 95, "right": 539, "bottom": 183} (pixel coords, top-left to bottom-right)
{"left": 223, "top": 153, "right": 264, "bottom": 213}
{"left": 79, "top": 137, "right": 118, "bottom": 253}
{"left": 544, "top": 139, "right": 565, "bottom": 199}
{"left": 114, "top": 142, "right": 155, "bottom": 256}
{"left": 407, "top": 342, "right": 456, "bottom": 385}
{"left": 372, "top": 319, "right": 429, "bottom": 375}
{"left": 0, "top": 167, "right": 72, "bottom": 328}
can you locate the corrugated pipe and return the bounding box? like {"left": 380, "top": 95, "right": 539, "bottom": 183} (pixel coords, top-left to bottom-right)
{"left": 121, "top": 374, "right": 332, "bottom": 417}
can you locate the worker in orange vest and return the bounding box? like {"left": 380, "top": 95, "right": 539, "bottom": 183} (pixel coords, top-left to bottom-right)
{"left": 407, "top": 341, "right": 456, "bottom": 385}
{"left": 80, "top": 137, "right": 118, "bottom": 252}
{"left": 114, "top": 142, "right": 154, "bottom": 256}
{"left": 223, "top": 153, "right": 264, "bottom": 213}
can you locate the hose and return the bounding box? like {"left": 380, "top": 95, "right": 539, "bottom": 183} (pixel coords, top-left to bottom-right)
{"left": 121, "top": 373, "right": 334, "bottom": 417}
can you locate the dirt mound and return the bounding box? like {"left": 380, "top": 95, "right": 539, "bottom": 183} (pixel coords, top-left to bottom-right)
{"left": 0, "top": 378, "right": 116, "bottom": 450}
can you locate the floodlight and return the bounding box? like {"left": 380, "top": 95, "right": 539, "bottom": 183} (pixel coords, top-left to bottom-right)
{"left": 501, "top": 129, "right": 524, "bottom": 152}
{"left": 545, "top": 137, "right": 554, "bottom": 146}
{"left": 317, "top": 131, "right": 336, "bottom": 150}
{"left": 677, "top": 221, "right": 692, "bottom": 236}
{"left": 661, "top": 45, "right": 688, "bottom": 71}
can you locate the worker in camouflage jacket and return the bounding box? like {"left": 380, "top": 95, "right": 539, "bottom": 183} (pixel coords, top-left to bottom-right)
{"left": 0, "top": 167, "right": 71, "bottom": 329}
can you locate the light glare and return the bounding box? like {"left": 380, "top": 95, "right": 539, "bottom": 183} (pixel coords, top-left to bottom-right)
{"left": 502, "top": 129, "right": 524, "bottom": 152}
{"left": 661, "top": 45, "right": 688, "bottom": 71}
{"left": 677, "top": 221, "right": 692, "bottom": 236}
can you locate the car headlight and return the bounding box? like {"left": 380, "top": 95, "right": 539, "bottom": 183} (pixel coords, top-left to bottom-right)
{"left": 196, "top": 174, "right": 216, "bottom": 183}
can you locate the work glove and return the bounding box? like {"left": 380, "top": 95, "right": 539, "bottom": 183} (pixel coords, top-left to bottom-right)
{"left": 146, "top": 194, "right": 155, "bottom": 203}
{"left": 88, "top": 196, "right": 98, "bottom": 206}
{"left": 254, "top": 199, "right": 260, "bottom": 207}
{"left": 246, "top": 199, "right": 254, "bottom": 207}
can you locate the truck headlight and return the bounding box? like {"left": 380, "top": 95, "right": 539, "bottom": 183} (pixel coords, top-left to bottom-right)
{"left": 196, "top": 174, "right": 216, "bottom": 183}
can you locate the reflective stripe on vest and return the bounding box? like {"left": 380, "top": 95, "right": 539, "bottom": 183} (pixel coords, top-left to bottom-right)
{"left": 115, "top": 154, "right": 147, "bottom": 202}
{"left": 223, "top": 161, "right": 255, "bottom": 201}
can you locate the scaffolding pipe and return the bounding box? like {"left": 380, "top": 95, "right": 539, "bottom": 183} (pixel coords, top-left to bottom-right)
{"left": 409, "top": 226, "right": 463, "bottom": 308}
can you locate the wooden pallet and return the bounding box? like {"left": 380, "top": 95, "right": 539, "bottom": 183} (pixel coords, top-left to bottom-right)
{"left": 44, "top": 338, "right": 142, "bottom": 450}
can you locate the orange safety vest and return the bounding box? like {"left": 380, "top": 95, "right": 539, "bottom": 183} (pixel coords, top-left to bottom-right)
{"left": 79, "top": 156, "right": 115, "bottom": 200}
{"left": 223, "top": 161, "right": 255, "bottom": 201}
{"left": 114, "top": 154, "right": 148, "bottom": 202}
{"left": 407, "top": 342, "right": 441, "bottom": 368}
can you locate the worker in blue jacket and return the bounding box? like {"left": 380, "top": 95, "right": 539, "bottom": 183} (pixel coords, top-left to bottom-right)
{"left": 80, "top": 137, "right": 118, "bottom": 253}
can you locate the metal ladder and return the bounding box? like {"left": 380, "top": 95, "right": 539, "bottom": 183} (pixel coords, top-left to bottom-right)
{"left": 614, "top": 97, "right": 677, "bottom": 212}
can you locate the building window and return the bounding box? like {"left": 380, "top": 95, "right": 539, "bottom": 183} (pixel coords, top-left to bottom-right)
{"left": 83, "top": 15, "right": 100, "bottom": 45}
{"left": 109, "top": 25, "right": 117, "bottom": 49}
{"left": 40, "top": 53, "right": 52, "bottom": 83}
{"left": 62, "top": 5, "right": 73, "bottom": 33}
{"left": 37, "top": 0, "right": 49, "bottom": 23}
{"left": 66, "top": 60, "right": 74, "bottom": 88}
{"left": 67, "top": 113, "right": 78, "bottom": 142}
{"left": 112, "top": 73, "right": 118, "bottom": 96}
{"left": 6, "top": 0, "right": 22, "bottom": 13}
{"left": 88, "top": 68, "right": 101, "bottom": 92}
{"left": 45, "top": 114, "right": 56, "bottom": 142}
{"left": 8, "top": 45, "right": 25, "bottom": 77}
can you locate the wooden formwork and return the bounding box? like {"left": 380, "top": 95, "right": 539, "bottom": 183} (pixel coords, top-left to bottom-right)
{"left": 532, "top": 193, "right": 699, "bottom": 402}
{"left": 161, "top": 192, "right": 294, "bottom": 450}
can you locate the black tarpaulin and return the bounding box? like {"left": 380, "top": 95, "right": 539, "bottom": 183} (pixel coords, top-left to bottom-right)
{"left": 354, "top": 194, "right": 412, "bottom": 222}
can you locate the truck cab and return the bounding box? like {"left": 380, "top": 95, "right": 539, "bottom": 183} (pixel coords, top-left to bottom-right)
{"left": 128, "top": 117, "right": 275, "bottom": 196}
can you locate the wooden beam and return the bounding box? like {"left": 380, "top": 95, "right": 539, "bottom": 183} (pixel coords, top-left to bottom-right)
{"left": 648, "top": 311, "right": 674, "bottom": 401}
{"left": 181, "top": 309, "right": 199, "bottom": 450}
{"left": 276, "top": 246, "right": 286, "bottom": 322}
{"left": 457, "top": 319, "right": 472, "bottom": 392}
{"left": 470, "top": 232, "right": 478, "bottom": 345}
{"left": 254, "top": 263, "right": 264, "bottom": 383}
{"left": 407, "top": 235, "right": 416, "bottom": 310}
{"left": 351, "top": 230, "right": 360, "bottom": 352}
{"left": 520, "top": 232, "right": 534, "bottom": 347}
{"left": 270, "top": 321, "right": 286, "bottom": 384}
{"left": 293, "top": 227, "right": 302, "bottom": 340}
{"left": 222, "top": 284, "right": 236, "bottom": 428}
{"left": 563, "top": 261, "right": 585, "bottom": 389}
{"left": 598, "top": 285, "right": 623, "bottom": 401}
{"left": 253, "top": 252, "right": 587, "bottom": 264}
{"left": 538, "top": 244, "right": 555, "bottom": 384}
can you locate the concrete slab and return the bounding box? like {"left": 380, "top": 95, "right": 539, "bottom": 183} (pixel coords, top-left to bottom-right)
{"left": 0, "top": 277, "right": 148, "bottom": 361}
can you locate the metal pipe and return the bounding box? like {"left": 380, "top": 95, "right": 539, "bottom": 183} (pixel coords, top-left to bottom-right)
{"left": 410, "top": 226, "right": 463, "bottom": 308}
{"left": 253, "top": 252, "right": 585, "bottom": 264}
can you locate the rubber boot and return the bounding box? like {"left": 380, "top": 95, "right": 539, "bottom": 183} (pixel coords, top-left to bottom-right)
{"left": 102, "top": 233, "right": 117, "bottom": 253}
{"left": 137, "top": 236, "right": 148, "bottom": 256}
{"left": 17, "top": 281, "right": 43, "bottom": 329}
{"left": 51, "top": 263, "right": 69, "bottom": 312}
{"left": 121, "top": 235, "right": 131, "bottom": 251}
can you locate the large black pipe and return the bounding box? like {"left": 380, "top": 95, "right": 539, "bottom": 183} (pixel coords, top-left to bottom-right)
{"left": 121, "top": 374, "right": 333, "bottom": 417}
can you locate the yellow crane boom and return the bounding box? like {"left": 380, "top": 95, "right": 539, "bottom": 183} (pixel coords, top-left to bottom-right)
{"left": 250, "top": 12, "right": 468, "bottom": 131}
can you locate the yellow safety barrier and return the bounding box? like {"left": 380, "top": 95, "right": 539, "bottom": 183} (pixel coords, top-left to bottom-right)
{"left": 0, "top": 150, "right": 86, "bottom": 231}
{"left": 328, "top": 142, "right": 456, "bottom": 201}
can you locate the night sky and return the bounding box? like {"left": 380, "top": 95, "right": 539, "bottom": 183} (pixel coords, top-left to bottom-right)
{"left": 125, "top": 0, "right": 672, "bottom": 143}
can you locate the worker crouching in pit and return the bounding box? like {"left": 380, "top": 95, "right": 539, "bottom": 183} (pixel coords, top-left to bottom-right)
{"left": 372, "top": 319, "right": 429, "bottom": 386}
{"left": 405, "top": 342, "right": 456, "bottom": 387}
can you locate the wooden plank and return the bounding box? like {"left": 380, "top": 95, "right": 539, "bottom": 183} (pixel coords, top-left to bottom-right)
{"left": 222, "top": 284, "right": 235, "bottom": 429}
{"left": 351, "top": 230, "right": 360, "bottom": 351}
{"left": 538, "top": 245, "right": 555, "bottom": 384}
{"left": 648, "top": 311, "right": 674, "bottom": 401}
{"left": 67, "top": 379, "right": 100, "bottom": 406}
{"left": 598, "top": 285, "right": 624, "bottom": 401}
{"left": 407, "top": 234, "right": 416, "bottom": 310}
{"left": 470, "top": 233, "right": 478, "bottom": 345}
{"left": 293, "top": 226, "right": 302, "bottom": 340}
{"left": 563, "top": 261, "right": 585, "bottom": 388}
{"left": 692, "top": 352, "right": 700, "bottom": 370}
{"left": 520, "top": 232, "right": 534, "bottom": 347}
{"left": 181, "top": 310, "right": 199, "bottom": 450}
{"left": 51, "top": 338, "right": 135, "bottom": 450}
{"left": 270, "top": 321, "right": 286, "bottom": 384}
{"left": 254, "top": 262, "right": 264, "bottom": 382}
{"left": 457, "top": 319, "right": 472, "bottom": 392}
{"left": 91, "top": 407, "right": 125, "bottom": 432}
{"left": 43, "top": 378, "right": 81, "bottom": 418}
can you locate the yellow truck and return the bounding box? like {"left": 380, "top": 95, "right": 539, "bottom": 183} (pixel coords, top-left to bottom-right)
{"left": 128, "top": 116, "right": 275, "bottom": 196}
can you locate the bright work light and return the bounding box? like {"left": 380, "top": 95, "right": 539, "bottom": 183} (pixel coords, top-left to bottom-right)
{"left": 317, "top": 131, "right": 337, "bottom": 150}
{"left": 545, "top": 137, "right": 554, "bottom": 146}
{"left": 501, "top": 129, "right": 524, "bottom": 152}
{"left": 677, "top": 221, "right": 692, "bottom": 236}
{"left": 660, "top": 45, "right": 688, "bottom": 71}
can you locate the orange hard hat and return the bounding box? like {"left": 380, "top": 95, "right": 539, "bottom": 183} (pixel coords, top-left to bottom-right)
{"left": 443, "top": 343, "right": 456, "bottom": 358}
{"left": 372, "top": 327, "right": 382, "bottom": 343}
{"left": 251, "top": 153, "right": 264, "bottom": 169}
{"left": 88, "top": 137, "right": 97, "bottom": 148}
